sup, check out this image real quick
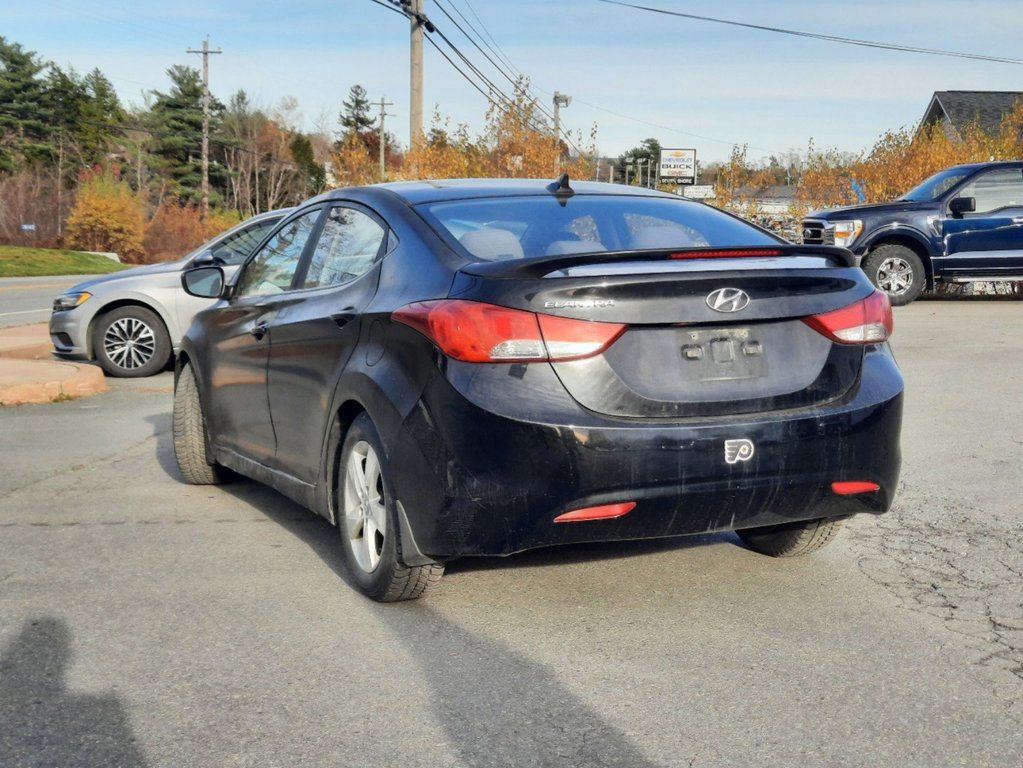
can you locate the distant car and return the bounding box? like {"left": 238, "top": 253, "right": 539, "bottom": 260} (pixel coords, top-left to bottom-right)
{"left": 174, "top": 177, "right": 903, "bottom": 602}
{"left": 49, "top": 209, "right": 289, "bottom": 377}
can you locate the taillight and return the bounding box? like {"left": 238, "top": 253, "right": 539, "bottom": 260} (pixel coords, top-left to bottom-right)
{"left": 392, "top": 300, "right": 625, "bottom": 363}
{"left": 803, "top": 291, "right": 893, "bottom": 344}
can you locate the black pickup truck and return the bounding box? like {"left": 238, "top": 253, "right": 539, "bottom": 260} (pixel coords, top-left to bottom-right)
{"left": 801, "top": 161, "right": 1023, "bottom": 305}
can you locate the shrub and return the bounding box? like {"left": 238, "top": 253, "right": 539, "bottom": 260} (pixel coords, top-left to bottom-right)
{"left": 65, "top": 170, "right": 145, "bottom": 261}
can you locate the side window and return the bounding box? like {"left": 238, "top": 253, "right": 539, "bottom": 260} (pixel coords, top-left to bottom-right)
{"left": 235, "top": 210, "right": 321, "bottom": 297}
{"left": 957, "top": 169, "right": 1023, "bottom": 214}
{"left": 300, "top": 206, "right": 386, "bottom": 289}
{"left": 209, "top": 216, "right": 282, "bottom": 265}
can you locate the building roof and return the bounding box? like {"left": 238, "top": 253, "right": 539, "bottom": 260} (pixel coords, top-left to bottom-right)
{"left": 921, "top": 91, "right": 1023, "bottom": 138}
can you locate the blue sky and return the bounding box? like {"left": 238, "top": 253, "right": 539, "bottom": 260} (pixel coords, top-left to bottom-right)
{"left": 3, "top": 1, "right": 1022, "bottom": 164}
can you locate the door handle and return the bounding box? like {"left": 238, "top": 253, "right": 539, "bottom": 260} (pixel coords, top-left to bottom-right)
{"left": 251, "top": 321, "right": 269, "bottom": 340}
{"left": 330, "top": 309, "right": 357, "bottom": 329}
{"left": 1012, "top": 216, "right": 1023, "bottom": 224}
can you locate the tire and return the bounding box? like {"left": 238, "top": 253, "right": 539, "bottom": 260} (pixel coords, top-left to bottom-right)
{"left": 173, "top": 362, "right": 226, "bottom": 485}
{"left": 338, "top": 413, "right": 443, "bottom": 601}
{"left": 862, "top": 244, "right": 925, "bottom": 306}
{"left": 93, "top": 305, "right": 172, "bottom": 377}
{"left": 737, "top": 517, "right": 845, "bottom": 557}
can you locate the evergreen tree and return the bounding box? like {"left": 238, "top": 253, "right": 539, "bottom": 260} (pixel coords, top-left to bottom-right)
{"left": 290, "top": 133, "right": 325, "bottom": 197}
{"left": 44, "top": 65, "right": 124, "bottom": 169}
{"left": 337, "top": 85, "right": 375, "bottom": 146}
{"left": 0, "top": 36, "right": 50, "bottom": 170}
{"left": 146, "top": 65, "right": 225, "bottom": 204}
{"left": 616, "top": 138, "right": 662, "bottom": 185}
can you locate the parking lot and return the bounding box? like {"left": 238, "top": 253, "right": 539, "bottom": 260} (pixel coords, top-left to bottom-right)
{"left": 1, "top": 300, "right": 1020, "bottom": 767}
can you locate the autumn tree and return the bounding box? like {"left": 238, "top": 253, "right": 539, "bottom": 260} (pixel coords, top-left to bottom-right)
{"left": 797, "top": 100, "right": 1023, "bottom": 210}
{"left": 65, "top": 168, "right": 145, "bottom": 260}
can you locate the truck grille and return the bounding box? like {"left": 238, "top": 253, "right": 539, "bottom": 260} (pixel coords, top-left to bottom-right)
{"left": 800, "top": 219, "right": 833, "bottom": 245}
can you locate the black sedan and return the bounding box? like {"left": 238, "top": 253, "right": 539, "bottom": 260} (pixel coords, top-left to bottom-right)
{"left": 173, "top": 177, "right": 903, "bottom": 601}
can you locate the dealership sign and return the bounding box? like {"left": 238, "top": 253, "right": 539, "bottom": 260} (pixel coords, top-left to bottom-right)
{"left": 659, "top": 148, "right": 696, "bottom": 184}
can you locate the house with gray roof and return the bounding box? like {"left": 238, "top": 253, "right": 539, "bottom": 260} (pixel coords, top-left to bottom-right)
{"left": 921, "top": 91, "right": 1023, "bottom": 139}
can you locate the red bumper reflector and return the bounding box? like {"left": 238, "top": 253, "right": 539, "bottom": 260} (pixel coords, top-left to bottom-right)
{"left": 831, "top": 481, "right": 880, "bottom": 495}
{"left": 554, "top": 502, "right": 637, "bottom": 523}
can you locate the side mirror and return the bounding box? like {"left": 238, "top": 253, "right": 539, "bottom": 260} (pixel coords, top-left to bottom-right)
{"left": 949, "top": 196, "right": 976, "bottom": 217}
{"left": 182, "top": 266, "right": 226, "bottom": 298}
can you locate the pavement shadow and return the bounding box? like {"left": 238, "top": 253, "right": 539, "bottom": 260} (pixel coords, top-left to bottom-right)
{"left": 0, "top": 617, "right": 149, "bottom": 768}
{"left": 145, "top": 413, "right": 178, "bottom": 479}
{"left": 188, "top": 481, "right": 672, "bottom": 766}
{"left": 376, "top": 603, "right": 664, "bottom": 768}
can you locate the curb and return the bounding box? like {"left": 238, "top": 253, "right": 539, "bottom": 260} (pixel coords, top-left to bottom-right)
{"left": 0, "top": 323, "right": 108, "bottom": 406}
{"left": 0, "top": 359, "right": 108, "bottom": 406}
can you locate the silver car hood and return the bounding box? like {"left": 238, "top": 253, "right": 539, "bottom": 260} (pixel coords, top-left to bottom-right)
{"left": 64, "top": 259, "right": 187, "bottom": 294}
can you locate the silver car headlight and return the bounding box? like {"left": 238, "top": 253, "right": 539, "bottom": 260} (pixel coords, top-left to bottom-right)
{"left": 52, "top": 291, "right": 92, "bottom": 312}
{"left": 832, "top": 220, "right": 863, "bottom": 248}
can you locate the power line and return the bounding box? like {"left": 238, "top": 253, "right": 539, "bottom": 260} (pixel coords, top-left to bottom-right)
{"left": 370, "top": 0, "right": 574, "bottom": 148}
{"left": 452, "top": 0, "right": 522, "bottom": 78}
{"left": 597, "top": 0, "right": 1023, "bottom": 65}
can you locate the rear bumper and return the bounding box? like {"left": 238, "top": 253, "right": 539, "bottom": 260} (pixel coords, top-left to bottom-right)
{"left": 389, "top": 345, "right": 903, "bottom": 559}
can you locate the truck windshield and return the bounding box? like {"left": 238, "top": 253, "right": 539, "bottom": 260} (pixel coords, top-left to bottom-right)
{"left": 900, "top": 167, "right": 971, "bottom": 202}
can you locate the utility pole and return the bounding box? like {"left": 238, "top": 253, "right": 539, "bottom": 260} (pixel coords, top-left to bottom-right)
{"left": 409, "top": 0, "right": 424, "bottom": 146}
{"left": 187, "top": 37, "right": 222, "bottom": 218}
{"left": 552, "top": 91, "right": 571, "bottom": 171}
{"left": 377, "top": 97, "right": 394, "bottom": 181}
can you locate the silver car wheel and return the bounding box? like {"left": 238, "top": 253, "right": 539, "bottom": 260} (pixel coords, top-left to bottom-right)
{"left": 342, "top": 440, "right": 387, "bottom": 574}
{"left": 103, "top": 317, "right": 157, "bottom": 370}
{"left": 875, "top": 256, "right": 914, "bottom": 296}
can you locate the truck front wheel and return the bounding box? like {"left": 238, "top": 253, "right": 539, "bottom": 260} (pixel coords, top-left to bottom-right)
{"left": 863, "top": 244, "right": 925, "bottom": 306}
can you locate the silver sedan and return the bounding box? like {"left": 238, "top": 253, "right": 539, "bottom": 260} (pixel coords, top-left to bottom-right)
{"left": 49, "top": 210, "right": 288, "bottom": 377}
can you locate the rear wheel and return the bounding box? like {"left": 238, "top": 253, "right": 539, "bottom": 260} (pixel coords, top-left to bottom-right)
{"left": 173, "top": 362, "right": 226, "bottom": 485}
{"left": 338, "top": 414, "right": 443, "bottom": 601}
{"left": 738, "top": 517, "right": 845, "bottom": 557}
{"left": 93, "top": 306, "right": 172, "bottom": 377}
{"left": 862, "top": 244, "right": 925, "bottom": 306}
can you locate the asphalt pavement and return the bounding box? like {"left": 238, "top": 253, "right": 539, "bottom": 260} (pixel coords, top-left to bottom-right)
{"left": 0, "top": 301, "right": 1020, "bottom": 767}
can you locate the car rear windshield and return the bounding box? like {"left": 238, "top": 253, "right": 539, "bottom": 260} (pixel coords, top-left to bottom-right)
{"left": 415, "top": 194, "right": 779, "bottom": 261}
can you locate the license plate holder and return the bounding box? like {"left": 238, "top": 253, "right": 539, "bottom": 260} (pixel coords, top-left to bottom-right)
{"left": 680, "top": 327, "right": 767, "bottom": 381}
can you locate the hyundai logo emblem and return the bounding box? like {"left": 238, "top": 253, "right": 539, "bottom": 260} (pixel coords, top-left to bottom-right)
{"left": 706, "top": 287, "right": 751, "bottom": 313}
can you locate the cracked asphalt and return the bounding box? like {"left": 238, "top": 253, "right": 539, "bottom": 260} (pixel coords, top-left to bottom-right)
{"left": 1, "top": 300, "right": 1020, "bottom": 767}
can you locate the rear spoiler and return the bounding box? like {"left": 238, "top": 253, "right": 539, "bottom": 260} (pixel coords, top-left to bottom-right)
{"left": 461, "top": 245, "right": 856, "bottom": 279}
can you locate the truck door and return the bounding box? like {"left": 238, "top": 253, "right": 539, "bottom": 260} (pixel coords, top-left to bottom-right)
{"left": 942, "top": 168, "right": 1023, "bottom": 277}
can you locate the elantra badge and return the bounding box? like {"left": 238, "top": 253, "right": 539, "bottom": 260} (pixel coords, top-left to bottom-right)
{"left": 724, "top": 439, "right": 755, "bottom": 464}
{"left": 706, "top": 287, "right": 750, "bottom": 313}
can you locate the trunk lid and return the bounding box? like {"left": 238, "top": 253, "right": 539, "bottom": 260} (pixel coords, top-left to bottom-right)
{"left": 448, "top": 248, "right": 873, "bottom": 418}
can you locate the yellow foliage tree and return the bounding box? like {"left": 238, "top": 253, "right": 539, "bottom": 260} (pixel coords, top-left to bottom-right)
{"left": 331, "top": 132, "right": 378, "bottom": 187}
{"left": 798, "top": 100, "right": 1023, "bottom": 210}
{"left": 403, "top": 79, "right": 596, "bottom": 181}
{"left": 405, "top": 113, "right": 487, "bottom": 179}
{"left": 66, "top": 170, "right": 145, "bottom": 261}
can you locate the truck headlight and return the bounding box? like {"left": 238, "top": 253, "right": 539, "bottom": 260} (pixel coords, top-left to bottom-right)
{"left": 52, "top": 292, "right": 92, "bottom": 312}
{"left": 832, "top": 220, "right": 863, "bottom": 248}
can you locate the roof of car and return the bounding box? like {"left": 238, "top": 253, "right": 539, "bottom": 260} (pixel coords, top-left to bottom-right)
{"left": 946, "top": 160, "right": 1023, "bottom": 172}
{"left": 322, "top": 178, "right": 685, "bottom": 205}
